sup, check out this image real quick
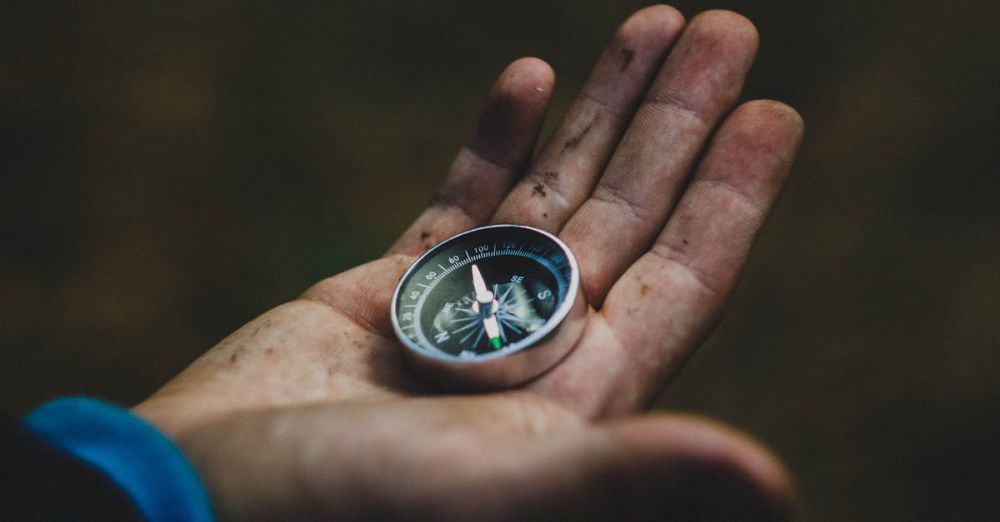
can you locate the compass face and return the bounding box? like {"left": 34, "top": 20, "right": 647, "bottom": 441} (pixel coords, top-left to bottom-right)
{"left": 392, "top": 224, "right": 578, "bottom": 362}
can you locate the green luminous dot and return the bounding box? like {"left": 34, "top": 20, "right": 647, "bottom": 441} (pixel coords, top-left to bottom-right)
{"left": 491, "top": 337, "right": 502, "bottom": 349}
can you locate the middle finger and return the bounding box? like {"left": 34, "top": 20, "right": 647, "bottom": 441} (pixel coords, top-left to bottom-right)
{"left": 560, "top": 10, "right": 760, "bottom": 306}
{"left": 491, "top": 6, "right": 685, "bottom": 231}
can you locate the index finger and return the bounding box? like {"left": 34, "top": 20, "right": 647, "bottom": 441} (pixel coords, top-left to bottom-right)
{"left": 389, "top": 58, "right": 554, "bottom": 256}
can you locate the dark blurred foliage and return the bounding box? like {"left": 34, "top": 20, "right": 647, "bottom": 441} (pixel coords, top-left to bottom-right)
{"left": 1, "top": 1, "right": 998, "bottom": 520}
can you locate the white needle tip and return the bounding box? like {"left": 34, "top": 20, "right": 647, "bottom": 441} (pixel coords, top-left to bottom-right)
{"left": 471, "top": 264, "right": 493, "bottom": 303}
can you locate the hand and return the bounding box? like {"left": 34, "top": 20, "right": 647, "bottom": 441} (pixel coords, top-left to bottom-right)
{"left": 135, "top": 6, "right": 803, "bottom": 521}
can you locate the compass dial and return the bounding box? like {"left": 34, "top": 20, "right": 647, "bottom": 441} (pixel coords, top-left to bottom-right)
{"left": 392, "top": 224, "right": 578, "bottom": 364}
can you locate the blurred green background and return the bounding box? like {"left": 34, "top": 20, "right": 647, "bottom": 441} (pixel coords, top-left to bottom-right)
{"left": 2, "top": 1, "right": 998, "bottom": 520}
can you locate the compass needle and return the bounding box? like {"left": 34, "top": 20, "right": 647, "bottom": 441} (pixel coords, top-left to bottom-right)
{"left": 471, "top": 264, "right": 493, "bottom": 303}
{"left": 496, "top": 319, "right": 509, "bottom": 344}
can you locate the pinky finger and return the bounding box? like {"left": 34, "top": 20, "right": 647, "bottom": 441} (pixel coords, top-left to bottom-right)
{"left": 388, "top": 58, "right": 554, "bottom": 256}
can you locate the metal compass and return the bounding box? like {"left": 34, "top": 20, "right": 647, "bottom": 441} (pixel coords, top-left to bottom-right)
{"left": 391, "top": 224, "right": 585, "bottom": 390}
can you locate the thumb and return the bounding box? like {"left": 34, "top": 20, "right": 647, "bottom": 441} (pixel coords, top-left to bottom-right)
{"left": 506, "top": 413, "right": 796, "bottom": 522}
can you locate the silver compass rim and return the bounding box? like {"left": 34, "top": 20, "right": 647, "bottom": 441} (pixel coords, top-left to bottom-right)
{"left": 390, "top": 223, "right": 581, "bottom": 365}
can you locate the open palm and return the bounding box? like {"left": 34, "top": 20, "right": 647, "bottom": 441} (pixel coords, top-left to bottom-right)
{"left": 135, "top": 7, "right": 803, "bottom": 521}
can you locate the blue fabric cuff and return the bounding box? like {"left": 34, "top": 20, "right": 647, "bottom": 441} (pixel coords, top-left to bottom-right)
{"left": 23, "top": 397, "right": 214, "bottom": 522}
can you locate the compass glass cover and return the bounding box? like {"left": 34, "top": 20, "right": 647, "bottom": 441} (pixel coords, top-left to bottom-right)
{"left": 393, "top": 225, "right": 575, "bottom": 361}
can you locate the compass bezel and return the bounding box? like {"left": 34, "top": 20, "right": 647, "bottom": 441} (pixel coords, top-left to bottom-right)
{"left": 390, "top": 224, "right": 584, "bottom": 389}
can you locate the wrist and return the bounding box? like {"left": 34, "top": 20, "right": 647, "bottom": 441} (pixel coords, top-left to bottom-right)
{"left": 24, "top": 397, "right": 215, "bottom": 522}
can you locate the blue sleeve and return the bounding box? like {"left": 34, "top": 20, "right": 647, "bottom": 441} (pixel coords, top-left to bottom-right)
{"left": 21, "top": 397, "right": 215, "bottom": 522}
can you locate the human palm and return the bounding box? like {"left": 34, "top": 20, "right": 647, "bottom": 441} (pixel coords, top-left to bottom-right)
{"left": 135, "top": 7, "right": 803, "bottom": 521}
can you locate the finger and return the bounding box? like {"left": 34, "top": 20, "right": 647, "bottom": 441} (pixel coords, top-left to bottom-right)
{"left": 581, "top": 414, "right": 797, "bottom": 522}
{"left": 181, "top": 404, "right": 793, "bottom": 521}
{"left": 389, "top": 58, "right": 554, "bottom": 256}
{"left": 542, "top": 100, "right": 801, "bottom": 416}
{"left": 559, "top": 10, "right": 760, "bottom": 306}
{"left": 447, "top": 412, "right": 795, "bottom": 521}
{"left": 491, "top": 6, "right": 685, "bottom": 230}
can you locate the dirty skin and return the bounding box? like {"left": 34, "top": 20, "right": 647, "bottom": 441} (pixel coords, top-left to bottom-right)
{"left": 531, "top": 182, "right": 547, "bottom": 197}
{"left": 563, "top": 118, "right": 594, "bottom": 152}
{"left": 620, "top": 48, "right": 635, "bottom": 70}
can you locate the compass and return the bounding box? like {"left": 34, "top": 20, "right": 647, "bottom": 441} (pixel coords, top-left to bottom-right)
{"left": 391, "top": 224, "right": 586, "bottom": 389}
